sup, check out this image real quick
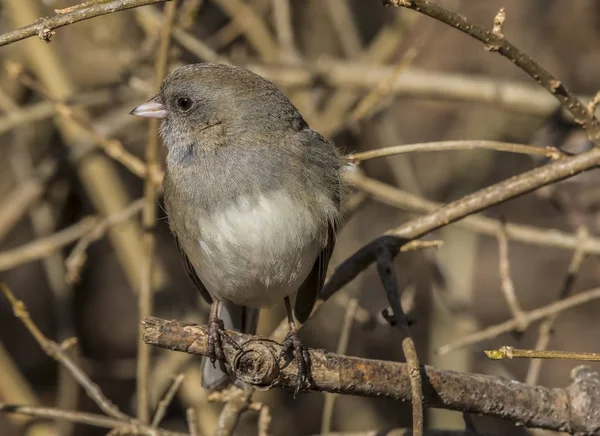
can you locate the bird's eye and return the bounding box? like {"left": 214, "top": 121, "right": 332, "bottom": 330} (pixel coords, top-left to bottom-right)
{"left": 176, "top": 97, "right": 193, "bottom": 112}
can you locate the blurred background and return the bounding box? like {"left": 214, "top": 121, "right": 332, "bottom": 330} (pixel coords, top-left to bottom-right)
{"left": 1, "top": 0, "right": 600, "bottom": 435}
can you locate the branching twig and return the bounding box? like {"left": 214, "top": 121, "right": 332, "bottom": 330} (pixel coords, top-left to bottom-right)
{"left": 323, "top": 146, "right": 600, "bottom": 302}
{"left": 384, "top": 0, "right": 600, "bottom": 144}
{"left": 64, "top": 199, "right": 144, "bottom": 283}
{"left": 0, "top": 284, "right": 130, "bottom": 422}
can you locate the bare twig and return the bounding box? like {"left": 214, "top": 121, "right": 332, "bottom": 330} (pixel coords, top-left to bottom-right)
{"left": 211, "top": 386, "right": 253, "bottom": 436}
{"left": 151, "top": 374, "right": 185, "bottom": 427}
{"left": 0, "top": 157, "right": 58, "bottom": 243}
{"left": 496, "top": 222, "right": 527, "bottom": 331}
{"left": 212, "top": 0, "right": 279, "bottom": 61}
{"left": 0, "top": 403, "right": 187, "bottom": 435}
{"left": 143, "top": 317, "right": 600, "bottom": 433}
{"left": 186, "top": 408, "right": 199, "bottom": 436}
{"left": 345, "top": 170, "right": 600, "bottom": 255}
{"left": 65, "top": 199, "right": 145, "bottom": 284}
{"left": 384, "top": 0, "right": 600, "bottom": 144}
{"left": 486, "top": 346, "right": 600, "bottom": 362}
{"left": 0, "top": 200, "right": 143, "bottom": 273}
{"left": 376, "top": 245, "right": 423, "bottom": 436}
{"left": 137, "top": 0, "right": 177, "bottom": 423}
{"left": 0, "top": 0, "right": 172, "bottom": 46}
{"left": 272, "top": 0, "right": 299, "bottom": 59}
{"left": 323, "top": 146, "right": 600, "bottom": 303}
{"left": 525, "top": 227, "right": 589, "bottom": 385}
{"left": 321, "top": 298, "right": 359, "bottom": 434}
{"left": 316, "top": 431, "right": 475, "bottom": 436}
{"left": 0, "top": 284, "right": 130, "bottom": 422}
{"left": 347, "top": 140, "right": 566, "bottom": 163}
{"left": 437, "top": 285, "right": 600, "bottom": 355}
{"left": 324, "top": 0, "right": 362, "bottom": 57}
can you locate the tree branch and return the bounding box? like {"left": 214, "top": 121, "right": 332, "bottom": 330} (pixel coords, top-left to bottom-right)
{"left": 142, "top": 317, "right": 600, "bottom": 434}
{"left": 0, "top": 0, "right": 172, "bottom": 47}
{"left": 384, "top": 0, "right": 600, "bottom": 144}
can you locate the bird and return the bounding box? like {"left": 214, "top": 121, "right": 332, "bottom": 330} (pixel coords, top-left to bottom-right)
{"left": 130, "top": 63, "right": 342, "bottom": 396}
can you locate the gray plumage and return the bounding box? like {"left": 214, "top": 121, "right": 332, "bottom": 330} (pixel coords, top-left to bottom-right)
{"left": 132, "top": 63, "right": 341, "bottom": 390}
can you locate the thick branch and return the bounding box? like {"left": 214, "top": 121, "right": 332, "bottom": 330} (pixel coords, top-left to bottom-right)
{"left": 142, "top": 317, "right": 600, "bottom": 434}
{"left": 0, "top": 0, "right": 171, "bottom": 47}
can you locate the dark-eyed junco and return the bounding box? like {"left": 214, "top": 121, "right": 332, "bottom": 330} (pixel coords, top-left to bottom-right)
{"left": 131, "top": 63, "right": 341, "bottom": 395}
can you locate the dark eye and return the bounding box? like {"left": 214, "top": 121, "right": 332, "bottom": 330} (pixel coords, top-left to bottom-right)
{"left": 176, "top": 97, "right": 193, "bottom": 112}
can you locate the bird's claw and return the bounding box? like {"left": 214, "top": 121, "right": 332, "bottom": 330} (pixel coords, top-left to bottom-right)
{"left": 280, "top": 329, "right": 311, "bottom": 398}
{"left": 208, "top": 317, "right": 228, "bottom": 374}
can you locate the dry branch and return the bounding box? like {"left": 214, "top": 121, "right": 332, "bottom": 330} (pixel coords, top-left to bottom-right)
{"left": 142, "top": 316, "right": 600, "bottom": 434}
{"left": 384, "top": 0, "right": 600, "bottom": 144}
{"left": 323, "top": 138, "right": 600, "bottom": 303}
{"left": 0, "top": 0, "right": 172, "bottom": 46}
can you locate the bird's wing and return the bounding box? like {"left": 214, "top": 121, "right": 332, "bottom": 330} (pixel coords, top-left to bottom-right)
{"left": 174, "top": 236, "right": 213, "bottom": 304}
{"left": 294, "top": 222, "right": 336, "bottom": 324}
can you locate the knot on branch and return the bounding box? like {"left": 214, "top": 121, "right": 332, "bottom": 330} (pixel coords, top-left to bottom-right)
{"left": 37, "top": 22, "right": 55, "bottom": 43}
{"left": 567, "top": 366, "right": 600, "bottom": 435}
{"left": 233, "top": 341, "right": 280, "bottom": 388}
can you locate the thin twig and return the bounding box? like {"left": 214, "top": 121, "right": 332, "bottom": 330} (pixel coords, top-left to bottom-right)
{"left": 137, "top": 0, "right": 177, "bottom": 423}
{"left": 272, "top": 0, "right": 299, "bottom": 59}
{"left": 486, "top": 346, "right": 600, "bottom": 362}
{"left": 0, "top": 0, "right": 172, "bottom": 46}
{"left": 345, "top": 170, "right": 600, "bottom": 255}
{"left": 324, "top": 0, "right": 362, "bottom": 57}
{"left": 186, "top": 408, "right": 199, "bottom": 436}
{"left": 385, "top": 0, "right": 600, "bottom": 144}
{"left": 151, "top": 374, "right": 185, "bottom": 427}
{"left": 437, "top": 285, "right": 600, "bottom": 355}
{"left": 0, "top": 284, "right": 131, "bottom": 422}
{"left": 211, "top": 387, "right": 253, "bottom": 436}
{"left": 0, "top": 403, "right": 187, "bottom": 435}
{"left": 0, "top": 201, "right": 143, "bottom": 273}
{"left": 347, "top": 140, "right": 566, "bottom": 163}
{"left": 323, "top": 146, "right": 600, "bottom": 302}
{"left": 348, "top": 37, "right": 425, "bottom": 126}
{"left": 496, "top": 221, "right": 527, "bottom": 331}
{"left": 0, "top": 157, "right": 58, "bottom": 243}
{"left": 376, "top": 245, "right": 423, "bottom": 436}
{"left": 525, "top": 226, "right": 589, "bottom": 385}
{"left": 212, "top": 0, "right": 280, "bottom": 61}
{"left": 65, "top": 199, "right": 145, "bottom": 284}
{"left": 321, "top": 298, "right": 359, "bottom": 434}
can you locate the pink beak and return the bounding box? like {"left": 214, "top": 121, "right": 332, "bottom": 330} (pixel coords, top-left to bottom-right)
{"left": 130, "top": 95, "right": 167, "bottom": 119}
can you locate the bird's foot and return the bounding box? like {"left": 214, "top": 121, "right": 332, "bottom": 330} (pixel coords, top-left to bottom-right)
{"left": 280, "top": 329, "right": 311, "bottom": 398}
{"left": 207, "top": 317, "right": 228, "bottom": 373}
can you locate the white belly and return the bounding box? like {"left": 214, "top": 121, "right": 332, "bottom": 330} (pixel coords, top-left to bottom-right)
{"left": 186, "top": 191, "right": 324, "bottom": 307}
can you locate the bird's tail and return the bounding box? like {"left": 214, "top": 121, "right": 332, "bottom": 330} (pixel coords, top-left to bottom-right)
{"left": 201, "top": 301, "right": 259, "bottom": 391}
